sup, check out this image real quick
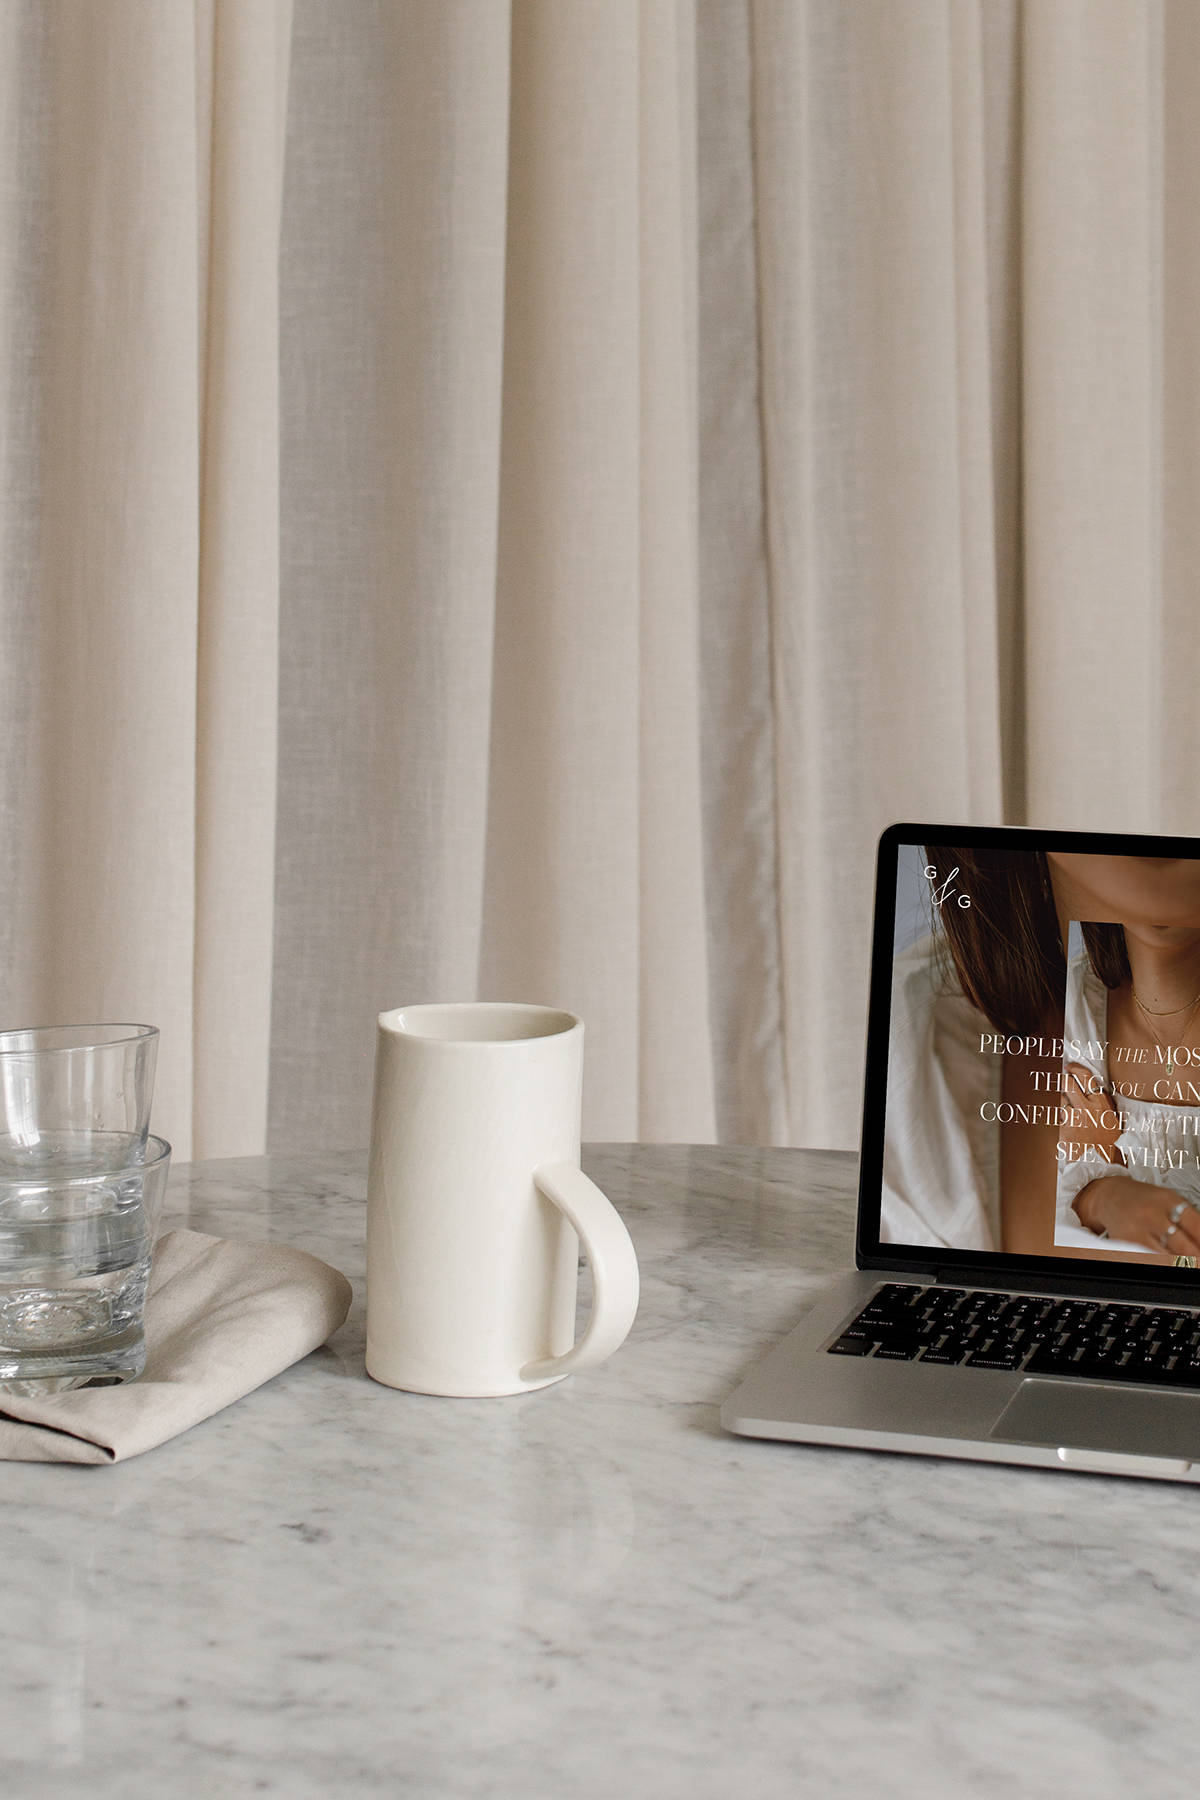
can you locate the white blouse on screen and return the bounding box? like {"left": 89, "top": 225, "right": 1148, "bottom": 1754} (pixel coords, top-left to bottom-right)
{"left": 1055, "top": 952, "right": 1200, "bottom": 1252}
{"left": 881, "top": 936, "right": 1158, "bottom": 1256}
{"left": 881, "top": 934, "right": 1000, "bottom": 1252}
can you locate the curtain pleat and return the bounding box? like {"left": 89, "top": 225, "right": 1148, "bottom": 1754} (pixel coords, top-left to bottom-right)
{"left": 194, "top": 0, "right": 292, "bottom": 1158}
{"left": 3, "top": 2, "right": 201, "bottom": 1154}
{"left": 696, "top": 0, "right": 788, "bottom": 1145}
{"left": 748, "top": 0, "right": 1004, "bottom": 1146}
{"left": 1022, "top": 0, "right": 1161, "bottom": 828}
{"left": 0, "top": 0, "right": 288, "bottom": 1160}
{"left": 479, "top": 1, "right": 643, "bottom": 1137}
{"left": 270, "top": 0, "right": 511, "bottom": 1149}
{"left": 637, "top": 1, "right": 716, "bottom": 1142}
{"left": 1161, "top": 0, "right": 1200, "bottom": 830}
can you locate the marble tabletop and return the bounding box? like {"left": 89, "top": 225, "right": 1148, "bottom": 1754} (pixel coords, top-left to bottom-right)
{"left": 5, "top": 1143, "right": 1200, "bottom": 1798}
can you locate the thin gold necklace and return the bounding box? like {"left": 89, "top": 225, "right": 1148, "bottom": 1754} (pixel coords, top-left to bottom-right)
{"left": 1131, "top": 987, "right": 1200, "bottom": 1077}
{"left": 1131, "top": 983, "right": 1200, "bottom": 1016}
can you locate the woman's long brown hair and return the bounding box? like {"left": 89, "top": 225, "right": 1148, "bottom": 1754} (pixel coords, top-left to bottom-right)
{"left": 922, "top": 847, "right": 1129, "bottom": 1035}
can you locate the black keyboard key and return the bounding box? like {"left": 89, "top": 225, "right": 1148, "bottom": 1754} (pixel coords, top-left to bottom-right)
{"left": 1066, "top": 1353, "right": 1130, "bottom": 1382}
{"left": 1025, "top": 1342, "right": 1089, "bottom": 1376}
{"left": 964, "top": 1347, "right": 1025, "bottom": 1371}
{"left": 829, "top": 1334, "right": 875, "bottom": 1356}
{"left": 1115, "top": 1354, "right": 1183, "bottom": 1385}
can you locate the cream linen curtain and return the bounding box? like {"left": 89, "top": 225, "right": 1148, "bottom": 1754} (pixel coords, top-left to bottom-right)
{"left": 270, "top": 0, "right": 716, "bottom": 1155}
{"left": 1, "top": 1, "right": 290, "bottom": 1161}
{"left": 1, "top": 2, "right": 1194, "bottom": 1160}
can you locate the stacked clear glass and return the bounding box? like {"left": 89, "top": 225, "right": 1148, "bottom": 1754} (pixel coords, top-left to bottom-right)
{"left": 0, "top": 1025, "right": 169, "bottom": 1394}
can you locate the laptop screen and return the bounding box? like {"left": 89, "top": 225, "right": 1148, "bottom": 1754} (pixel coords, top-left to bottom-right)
{"left": 860, "top": 826, "right": 1200, "bottom": 1282}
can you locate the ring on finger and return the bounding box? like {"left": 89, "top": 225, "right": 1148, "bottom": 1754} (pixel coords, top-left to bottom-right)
{"left": 1170, "top": 1200, "right": 1189, "bottom": 1223}
{"left": 1162, "top": 1224, "right": 1180, "bottom": 1247}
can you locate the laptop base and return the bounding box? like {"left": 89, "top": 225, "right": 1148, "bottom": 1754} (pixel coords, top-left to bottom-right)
{"left": 721, "top": 1273, "right": 1200, "bottom": 1483}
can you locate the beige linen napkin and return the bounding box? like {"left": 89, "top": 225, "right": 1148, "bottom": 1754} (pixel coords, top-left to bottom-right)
{"left": 0, "top": 1228, "right": 352, "bottom": 1464}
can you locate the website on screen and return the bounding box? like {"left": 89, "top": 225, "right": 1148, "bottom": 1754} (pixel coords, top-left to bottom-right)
{"left": 884, "top": 844, "right": 1200, "bottom": 1267}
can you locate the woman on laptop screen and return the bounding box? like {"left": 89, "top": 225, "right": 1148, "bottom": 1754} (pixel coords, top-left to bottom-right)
{"left": 885, "top": 845, "right": 1200, "bottom": 1267}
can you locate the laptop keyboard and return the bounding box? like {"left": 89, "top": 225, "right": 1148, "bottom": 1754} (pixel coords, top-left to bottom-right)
{"left": 829, "top": 1283, "right": 1200, "bottom": 1387}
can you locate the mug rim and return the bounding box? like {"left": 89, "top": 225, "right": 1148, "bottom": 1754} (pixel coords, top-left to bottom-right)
{"left": 379, "top": 1002, "right": 581, "bottom": 1046}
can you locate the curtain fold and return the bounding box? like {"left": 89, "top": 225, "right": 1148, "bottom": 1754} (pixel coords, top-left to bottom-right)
{"left": 1162, "top": 0, "right": 1200, "bottom": 827}
{"left": 2, "top": 0, "right": 1197, "bottom": 1161}
{"left": 637, "top": 0, "right": 717, "bottom": 1142}
{"left": 3, "top": 2, "right": 202, "bottom": 1155}
{"left": 1022, "top": 0, "right": 1162, "bottom": 829}
{"left": 747, "top": 0, "right": 1005, "bottom": 1146}
{"left": 0, "top": 0, "right": 290, "bottom": 1161}
{"left": 479, "top": 0, "right": 644, "bottom": 1135}
{"left": 696, "top": 0, "right": 787, "bottom": 1145}
{"left": 194, "top": 0, "right": 292, "bottom": 1158}
{"left": 270, "top": 0, "right": 512, "bottom": 1151}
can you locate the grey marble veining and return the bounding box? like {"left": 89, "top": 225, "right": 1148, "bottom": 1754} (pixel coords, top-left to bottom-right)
{"left": 4, "top": 1145, "right": 1200, "bottom": 1797}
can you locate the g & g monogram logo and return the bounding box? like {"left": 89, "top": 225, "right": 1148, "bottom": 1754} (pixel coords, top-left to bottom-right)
{"left": 925, "top": 865, "right": 971, "bottom": 910}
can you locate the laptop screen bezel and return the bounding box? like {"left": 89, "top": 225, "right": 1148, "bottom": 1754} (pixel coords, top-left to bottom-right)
{"left": 856, "top": 822, "right": 1200, "bottom": 1302}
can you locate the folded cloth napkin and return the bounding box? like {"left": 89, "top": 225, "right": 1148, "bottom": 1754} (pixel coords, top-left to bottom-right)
{"left": 0, "top": 1228, "right": 353, "bottom": 1464}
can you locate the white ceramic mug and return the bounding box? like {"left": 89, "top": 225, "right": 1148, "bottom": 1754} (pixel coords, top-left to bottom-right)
{"left": 366, "top": 1003, "right": 640, "bottom": 1396}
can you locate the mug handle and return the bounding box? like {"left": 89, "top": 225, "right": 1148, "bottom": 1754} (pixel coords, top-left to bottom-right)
{"left": 520, "top": 1161, "right": 640, "bottom": 1382}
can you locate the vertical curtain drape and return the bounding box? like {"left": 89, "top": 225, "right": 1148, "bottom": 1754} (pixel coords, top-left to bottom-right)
{"left": 271, "top": 0, "right": 716, "bottom": 1155}
{"left": 0, "top": 0, "right": 290, "bottom": 1160}
{"left": 733, "top": 0, "right": 1010, "bottom": 1145}
{"left": 1, "top": 1, "right": 1195, "bottom": 1162}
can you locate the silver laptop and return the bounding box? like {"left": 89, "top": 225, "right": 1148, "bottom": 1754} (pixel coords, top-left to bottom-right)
{"left": 722, "top": 823, "right": 1200, "bottom": 1482}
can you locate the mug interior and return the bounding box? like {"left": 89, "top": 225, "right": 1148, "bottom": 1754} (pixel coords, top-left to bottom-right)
{"left": 385, "top": 1004, "right": 577, "bottom": 1044}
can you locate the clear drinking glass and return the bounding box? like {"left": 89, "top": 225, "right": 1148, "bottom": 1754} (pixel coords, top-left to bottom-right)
{"left": 0, "top": 1133, "right": 171, "bottom": 1394}
{"left": 0, "top": 1023, "right": 158, "bottom": 1175}
{"left": 0, "top": 1025, "right": 165, "bottom": 1393}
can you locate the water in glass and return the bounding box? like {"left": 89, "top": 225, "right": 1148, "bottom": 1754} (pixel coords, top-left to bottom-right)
{"left": 0, "top": 1137, "right": 155, "bottom": 1393}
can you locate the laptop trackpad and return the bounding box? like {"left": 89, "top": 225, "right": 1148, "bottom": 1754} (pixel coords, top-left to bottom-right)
{"left": 991, "top": 1379, "right": 1200, "bottom": 1465}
